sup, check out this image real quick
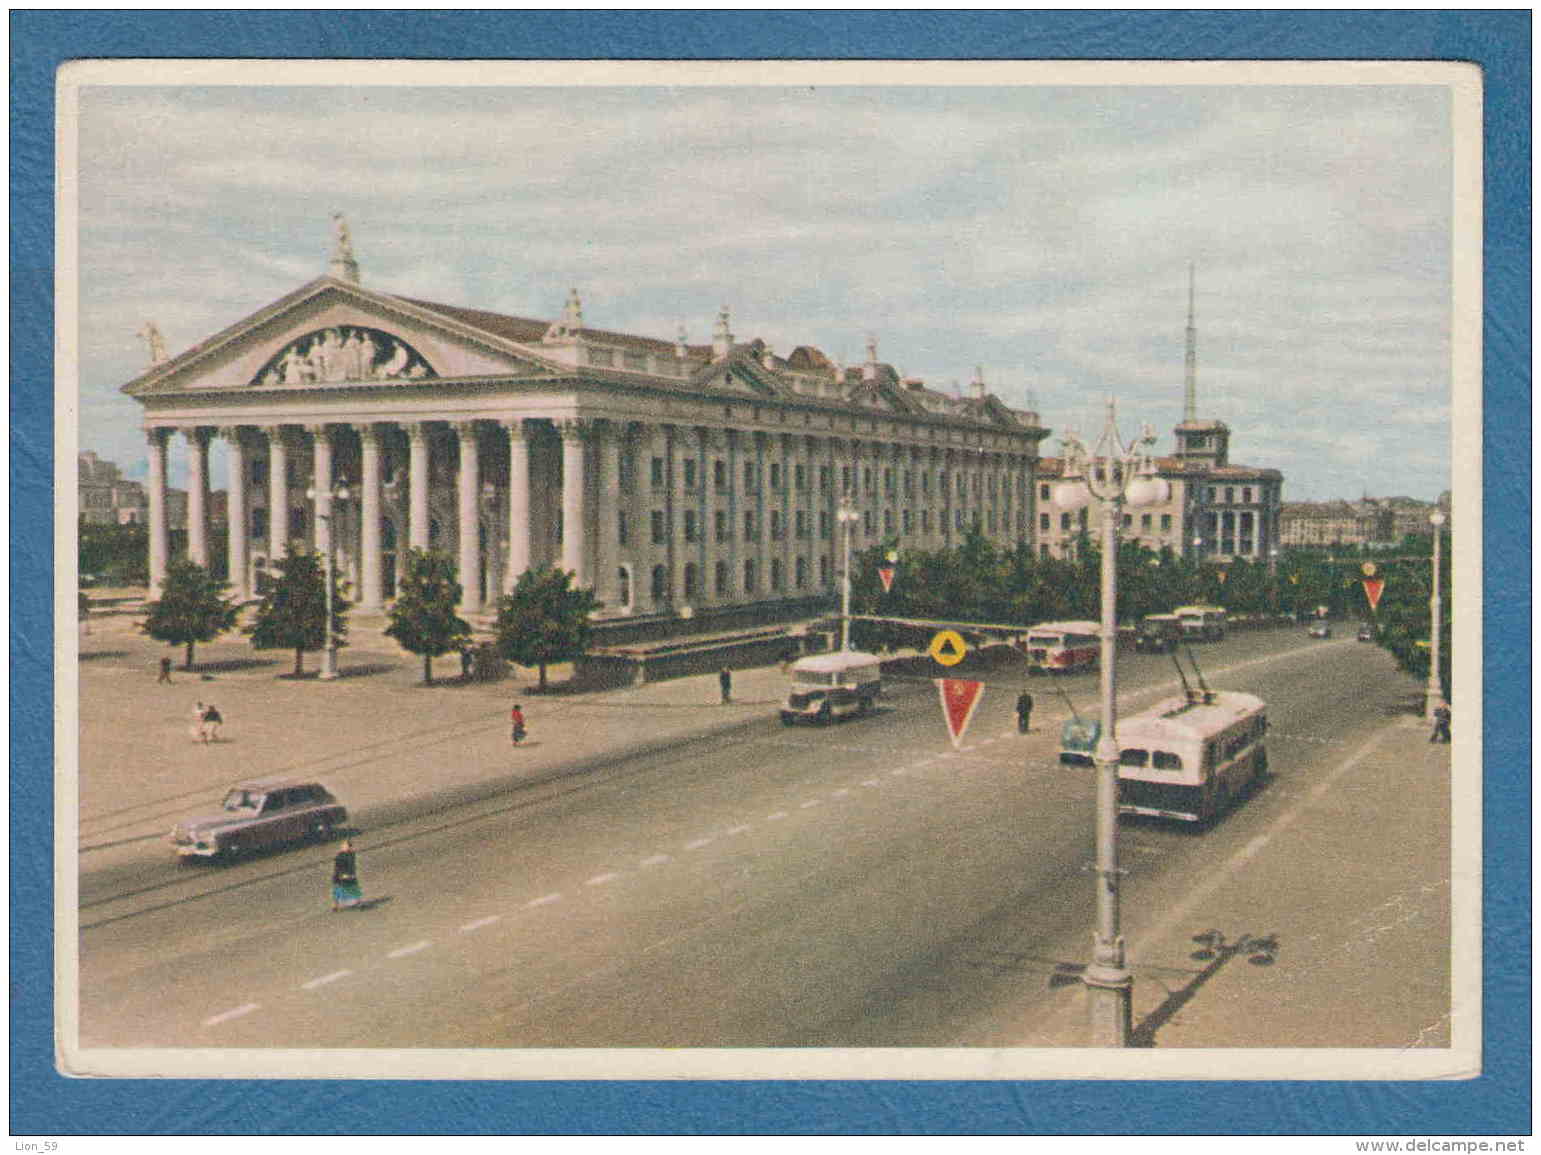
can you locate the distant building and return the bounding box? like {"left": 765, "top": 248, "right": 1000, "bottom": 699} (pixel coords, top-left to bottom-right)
{"left": 1280, "top": 495, "right": 1449, "bottom": 548}
{"left": 1034, "top": 268, "right": 1284, "bottom": 566}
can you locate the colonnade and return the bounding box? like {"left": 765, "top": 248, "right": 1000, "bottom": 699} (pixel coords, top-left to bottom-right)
{"left": 144, "top": 417, "right": 1039, "bottom": 620}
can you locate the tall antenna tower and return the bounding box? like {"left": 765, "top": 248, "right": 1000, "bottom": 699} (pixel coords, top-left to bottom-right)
{"left": 1183, "top": 262, "right": 1198, "bottom": 422}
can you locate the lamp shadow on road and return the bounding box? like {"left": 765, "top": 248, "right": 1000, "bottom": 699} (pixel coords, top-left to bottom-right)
{"left": 344, "top": 895, "right": 393, "bottom": 913}
{"left": 1126, "top": 929, "right": 1281, "bottom": 1048}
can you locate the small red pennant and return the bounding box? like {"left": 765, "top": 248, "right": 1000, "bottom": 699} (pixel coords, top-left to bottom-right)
{"left": 878, "top": 566, "right": 895, "bottom": 593}
{"left": 1362, "top": 578, "right": 1386, "bottom": 612}
{"left": 936, "top": 678, "right": 985, "bottom": 750}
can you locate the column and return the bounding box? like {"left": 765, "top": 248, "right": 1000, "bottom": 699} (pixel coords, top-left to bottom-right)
{"left": 504, "top": 419, "right": 531, "bottom": 592}
{"left": 668, "top": 424, "right": 688, "bottom": 605}
{"left": 599, "top": 421, "right": 625, "bottom": 610}
{"left": 308, "top": 425, "right": 334, "bottom": 560}
{"left": 781, "top": 434, "right": 796, "bottom": 597}
{"left": 755, "top": 432, "right": 772, "bottom": 600}
{"left": 184, "top": 427, "right": 210, "bottom": 567}
{"left": 146, "top": 427, "right": 169, "bottom": 594}
{"left": 267, "top": 426, "right": 291, "bottom": 562}
{"left": 359, "top": 424, "right": 384, "bottom": 609}
{"left": 220, "top": 428, "right": 249, "bottom": 600}
{"left": 454, "top": 421, "right": 482, "bottom": 614}
{"left": 407, "top": 422, "right": 430, "bottom": 551}
{"left": 558, "top": 419, "right": 590, "bottom": 586}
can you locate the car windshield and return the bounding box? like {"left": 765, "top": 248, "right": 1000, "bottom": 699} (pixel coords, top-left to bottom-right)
{"left": 795, "top": 671, "right": 836, "bottom": 686}
{"left": 222, "top": 789, "right": 261, "bottom": 812}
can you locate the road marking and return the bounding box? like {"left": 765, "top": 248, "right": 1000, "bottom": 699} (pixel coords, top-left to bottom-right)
{"left": 685, "top": 837, "right": 714, "bottom": 851}
{"left": 203, "top": 1002, "right": 259, "bottom": 1026}
{"left": 831, "top": 789, "right": 851, "bottom": 798}
{"left": 640, "top": 854, "right": 672, "bottom": 867}
{"left": 388, "top": 940, "right": 431, "bottom": 959}
{"left": 725, "top": 825, "right": 751, "bottom": 836}
{"left": 767, "top": 811, "right": 788, "bottom": 820}
{"left": 862, "top": 779, "right": 881, "bottom": 787}
{"left": 799, "top": 799, "right": 821, "bottom": 809}
{"left": 461, "top": 916, "right": 500, "bottom": 932}
{"left": 527, "top": 892, "right": 563, "bottom": 907}
{"left": 586, "top": 872, "right": 621, "bottom": 886}
{"left": 889, "top": 768, "right": 906, "bottom": 776}
{"left": 301, "top": 969, "right": 353, "bottom": 990}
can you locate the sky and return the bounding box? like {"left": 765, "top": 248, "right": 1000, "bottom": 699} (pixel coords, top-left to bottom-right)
{"left": 72, "top": 74, "right": 1456, "bottom": 502}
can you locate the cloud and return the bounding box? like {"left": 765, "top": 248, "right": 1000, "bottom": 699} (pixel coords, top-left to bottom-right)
{"left": 69, "top": 78, "right": 1456, "bottom": 504}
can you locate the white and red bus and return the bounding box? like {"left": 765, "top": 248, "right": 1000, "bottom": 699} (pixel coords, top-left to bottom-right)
{"left": 1114, "top": 689, "right": 1268, "bottom": 823}
{"left": 1021, "top": 620, "right": 1101, "bottom": 674}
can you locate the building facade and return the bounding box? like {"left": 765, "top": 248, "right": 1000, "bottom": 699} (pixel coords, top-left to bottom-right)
{"left": 122, "top": 225, "right": 1050, "bottom": 618}
{"left": 1032, "top": 269, "right": 1284, "bottom": 566}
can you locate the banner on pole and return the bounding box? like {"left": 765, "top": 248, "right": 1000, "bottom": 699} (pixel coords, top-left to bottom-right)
{"left": 936, "top": 678, "right": 985, "bottom": 750}
{"left": 878, "top": 566, "right": 895, "bottom": 593}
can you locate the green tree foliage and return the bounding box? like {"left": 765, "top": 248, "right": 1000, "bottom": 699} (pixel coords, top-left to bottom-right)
{"left": 78, "top": 520, "right": 148, "bottom": 586}
{"left": 493, "top": 566, "right": 601, "bottom": 691}
{"left": 384, "top": 549, "right": 471, "bottom": 685}
{"left": 141, "top": 559, "right": 240, "bottom": 669}
{"left": 247, "top": 548, "right": 350, "bottom": 676}
{"left": 1359, "top": 538, "right": 1452, "bottom": 700}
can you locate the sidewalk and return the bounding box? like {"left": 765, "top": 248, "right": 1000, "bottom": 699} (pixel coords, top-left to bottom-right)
{"left": 74, "top": 606, "right": 801, "bottom": 860}
{"left": 1014, "top": 712, "right": 1457, "bottom": 1053}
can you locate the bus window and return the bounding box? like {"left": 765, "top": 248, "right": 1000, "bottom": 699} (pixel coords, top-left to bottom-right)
{"left": 1119, "top": 748, "right": 1149, "bottom": 768}
{"left": 1152, "top": 751, "right": 1183, "bottom": 770}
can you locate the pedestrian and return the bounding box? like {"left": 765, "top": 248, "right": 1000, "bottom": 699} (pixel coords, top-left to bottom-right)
{"left": 1431, "top": 701, "right": 1452, "bottom": 744}
{"left": 202, "top": 702, "right": 223, "bottom": 742}
{"left": 331, "top": 839, "right": 363, "bottom": 911}
{"left": 1016, "top": 691, "right": 1034, "bottom": 735}
{"left": 158, "top": 656, "right": 173, "bottom": 684}
{"left": 191, "top": 700, "right": 209, "bottom": 743}
{"left": 461, "top": 645, "right": 474, "bottom": 681}
{"left": 510, "top": 701, "right": 527, "bottom": 746}
{"left": 719, "top": 666, "right": 733, "bottom": 704}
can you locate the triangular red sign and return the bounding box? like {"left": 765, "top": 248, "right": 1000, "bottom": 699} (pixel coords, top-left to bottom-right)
{"left": 1362, "top": 578, "right": 1386, "bottom": 612}
{"left": 936, "top": 678, "right": 985, "bottom": 750}
{"left": 878, "top": 566, "right": 895, "bottom": 593}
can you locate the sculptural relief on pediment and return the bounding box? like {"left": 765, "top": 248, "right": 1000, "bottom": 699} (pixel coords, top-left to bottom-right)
{"left": 252, "top": 325, "right": 437, "bottom": 386}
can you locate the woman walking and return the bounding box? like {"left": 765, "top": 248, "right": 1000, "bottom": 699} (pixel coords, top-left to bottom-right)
{"left": 331, "top": 839, "right": 363, "bottom": 911}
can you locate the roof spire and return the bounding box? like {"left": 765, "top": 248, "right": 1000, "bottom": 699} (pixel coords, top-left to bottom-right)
{"left": 712, "top": 305, "right": 733, "bottom": 361}
{"left": 863, "top": 333, "right": 878, "bottom": 382}
{"left": 1183, "top": 261, "right": 1197, "bottom": 422}
{"left": 562, "top": 287, "right": 584, "bottom": 330}
{"left": 329, "top": 212, "right": 359, "bottom": 283}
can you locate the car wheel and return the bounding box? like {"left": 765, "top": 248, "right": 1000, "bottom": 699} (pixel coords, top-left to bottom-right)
{"left": 780, "top": 713, "right": 795, "bottom": 726}
{"left": 310, "top": 818, "right": 335, "bottom": 843}
{"left": 817, "top": 701, "right": 832, "bottom": 725}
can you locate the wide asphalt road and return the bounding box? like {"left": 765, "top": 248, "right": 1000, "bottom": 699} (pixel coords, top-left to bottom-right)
{"left": 77, "top": 629, "right": 1428, "bottom": 1051}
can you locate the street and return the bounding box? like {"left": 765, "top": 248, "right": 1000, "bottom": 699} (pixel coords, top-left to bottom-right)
{"left": 73, "top": 627, "right": 1452, "bottom": 1057}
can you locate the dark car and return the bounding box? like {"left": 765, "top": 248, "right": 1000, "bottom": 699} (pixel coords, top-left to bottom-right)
{"left": 1357, "top": 624, "right": 1374, "bottom": 642}
{"left": 170, "top": 777, "right": 348, "bottom": 861}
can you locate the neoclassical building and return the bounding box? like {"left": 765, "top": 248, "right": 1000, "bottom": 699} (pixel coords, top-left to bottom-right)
{"left": 123, "top": 224, "right": 1050, "bottom": 620}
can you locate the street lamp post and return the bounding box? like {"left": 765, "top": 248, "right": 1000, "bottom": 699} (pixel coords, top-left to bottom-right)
{"left": 306, "top": 482, "right": 351, "bottom": 681}
{"left": 1054, "top": 398, "right": 1166, "bottom": 1047}
{"left": 1426, "top": 510, "right": 1446, "bottom": 721}
{"left": 837, "top": 493, "right": 859, "bottom": 651}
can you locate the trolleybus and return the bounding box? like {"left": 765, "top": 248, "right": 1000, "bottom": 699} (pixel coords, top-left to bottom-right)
{"left": 1173, "top": 604, "right": 1227, "bottom": 642}
{"left": 1114, "top": 688, "right": 1268, "bottom": 823}
{"left": 1021, "top": 620, "right": 1101, "bottom": 674}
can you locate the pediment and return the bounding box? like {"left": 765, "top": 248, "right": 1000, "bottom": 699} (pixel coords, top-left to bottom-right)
{"left": 124, "top": 279, "right": 564, "bottom": 397}
{"left": 694, "top": 358, "right": 784, "bottom": 398}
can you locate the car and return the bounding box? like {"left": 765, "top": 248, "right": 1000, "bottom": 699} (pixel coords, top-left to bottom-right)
{"left": 1357, "top": 625, "right": 1374, "bottom": 642}
{"left": 170, "top": 777, "right": 348, "bottom": 861}
{"left": 1307, "top": 622, "right": 1332, "bottom": 639}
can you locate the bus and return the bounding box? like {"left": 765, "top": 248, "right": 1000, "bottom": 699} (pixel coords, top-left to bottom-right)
{"left": 1173, "top": 605, "right": 1227, "bottom": 642}
{"left": 780, "top": 650, "right": 883, "bottom": 724}
{"left": 1113, "top": 689, "right": 1268, "bottom": 823}
{"left": 1021, "top": 621, "right": 1101, "bottom": 674}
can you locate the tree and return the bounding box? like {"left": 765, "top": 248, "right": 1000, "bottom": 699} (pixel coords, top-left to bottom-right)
{"left": 141, "top": 559, "right": 239, "bottom": 669}
{"left": 384, "top": 549, "right": 471, "bottom": 685}
{"left": 247, "top": 548, "right": 350, "bottom": 676}
{"left": 493, "top": 566, "right": 600, "bottom": 691}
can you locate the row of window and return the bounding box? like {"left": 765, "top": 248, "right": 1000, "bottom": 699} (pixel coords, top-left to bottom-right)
{"left": 640, "top": 553, "right": 830, "bottom": 602}
{"left": 647, "top": 457, "right": 1025, "bottom": 500}
{"left": 636, "top": 506, "right": 1028, "bottom": 546}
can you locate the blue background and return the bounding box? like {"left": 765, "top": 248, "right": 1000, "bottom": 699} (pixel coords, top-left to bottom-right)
{"left": 12, "top": 10, "right": 1530, "bottom": 1136}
